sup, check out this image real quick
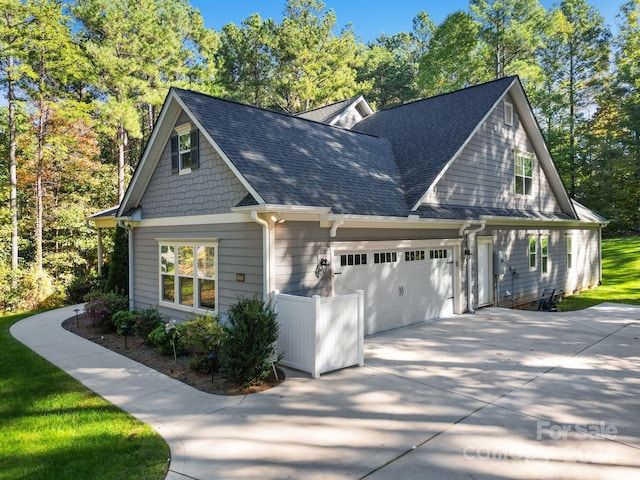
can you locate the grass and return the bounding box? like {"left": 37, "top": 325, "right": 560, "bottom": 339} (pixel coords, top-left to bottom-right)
{"left": 0, "top": 311, "right": 170, "bottom": 480}
{"left": 559, "top": 236, "right": 640, "bottom": 311}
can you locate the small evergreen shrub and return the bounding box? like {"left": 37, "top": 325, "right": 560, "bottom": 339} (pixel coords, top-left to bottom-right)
{"left": 112, "top": 310, "right": 138, "bottom": 336}
{"left": 84, "top": 291, "right": 129, "bottom": 332}
{"left": 181, "top": 313, "right": 224, "bottom": 372}
{"left": 148, "top": 320, "right": 185, "bottom": 359}
{"left": 218, "top": 297, "right": 279, "bottom": 387}
{"left": 133, "top": 308, "right": 165, "bottom": 340}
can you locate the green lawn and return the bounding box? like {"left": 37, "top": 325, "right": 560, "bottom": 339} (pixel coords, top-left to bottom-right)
{"left": 560, "top": 236, "right": 640, "bottom": 311}
{"left": 0, "top": 311, "right": 169, "bottom": 480}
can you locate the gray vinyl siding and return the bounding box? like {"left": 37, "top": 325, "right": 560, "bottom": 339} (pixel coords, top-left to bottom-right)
{"left": 140, "top": 112, "right": 250, "bottom": 219}
{"left": 466, "top": 225, "right": 600, "bottom": 309}
{"left": 424, "top": 93, "right": 564, "bottom": 214}
{"left": 274, "top": 222, "right": 462, "bottom": 297}
{"left": 132, "top": 222, "right": 262, "bottom": 323}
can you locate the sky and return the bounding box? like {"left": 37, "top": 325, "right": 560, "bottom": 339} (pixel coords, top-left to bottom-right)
{"left": 190, "top": 0, "right": 625, "bottom": 42}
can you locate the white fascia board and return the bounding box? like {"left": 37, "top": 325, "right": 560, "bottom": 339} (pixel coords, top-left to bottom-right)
{"left": 232, "top": 204, "right": 332, "bottom": 215}
{"left": 479, "top": 215, "right": 604, "bottom": 227}
{"left": 320, "top": 213, "right": 467, "bottom": 230}
{"left": 138, "top": 212, "right": 253, "bottom": 228}
{"left": 411, "top": 78, "right": 517, "bottom": 211}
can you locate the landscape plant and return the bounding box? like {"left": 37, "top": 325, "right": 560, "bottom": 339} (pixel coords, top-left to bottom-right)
{"left": 181, "top": 313, "right": 224, "bottom": 372}
{"left": 133, "top": 307, "right": 165, "bottom": 339}
{"left": 218, "top": 297, "right": 279, "bottom": 387}
{"left": 148, "top": 320, "right": 185, "bottom": 360}
{"left": 112, "top": 309, "right": 138, "bottom": 336}
{"left": 84, "top": 291, "right": 128, "bottom": 332}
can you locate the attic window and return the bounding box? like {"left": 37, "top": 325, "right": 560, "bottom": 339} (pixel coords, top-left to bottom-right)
{"left": 504, "top": 101, "right": 514, "bottom": 126}
{"left": 171, "top": 124, "right": 200, "bottom": 174}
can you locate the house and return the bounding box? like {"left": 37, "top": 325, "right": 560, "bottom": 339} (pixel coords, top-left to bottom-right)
{"left": 109, "top": 76, "right": 606, "bottom": 340}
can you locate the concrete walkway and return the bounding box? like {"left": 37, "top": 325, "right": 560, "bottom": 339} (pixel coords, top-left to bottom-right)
{"left": 11, "top": 303, "right": 640, "bottom": 479}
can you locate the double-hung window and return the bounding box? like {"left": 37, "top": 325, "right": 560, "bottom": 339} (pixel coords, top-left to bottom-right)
{"left": 528, "top": 237, "right": 537, "bottom": 271}
{"left": 159, "top": 240, "right": 217, "bottom": 311}
{"left": 567, "top": 235, "right": 573, "bottom": 270}
{"left": 541, "top": 236, "right": 549, "bottom": 274}
{"left": 515, "top": 152, "right": 533, "bottom": 196}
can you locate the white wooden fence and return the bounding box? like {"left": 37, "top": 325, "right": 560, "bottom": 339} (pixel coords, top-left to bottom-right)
{"left": 273, "top": 290, "right": 364, "bottom": 378}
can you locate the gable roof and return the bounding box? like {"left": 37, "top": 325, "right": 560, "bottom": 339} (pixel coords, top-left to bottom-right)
{"left": 353, "top": 77, "right": 517, "bottom": 209}
{"left": 120, "top": 88, "right": 407, "bottom": 217}
{"left": 119, "top": 78, "right": 587, "bottom": 224}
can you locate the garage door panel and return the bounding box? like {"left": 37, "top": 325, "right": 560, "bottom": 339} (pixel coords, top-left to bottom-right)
{"left": 334, "top": 247, "right": 454, "bottom": 335}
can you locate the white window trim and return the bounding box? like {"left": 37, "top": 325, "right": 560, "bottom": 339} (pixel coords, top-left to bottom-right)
{"left": 175, "top": 123, "right": 192, "bottom": 173}
{"left": 515, "top": 150, "right": 535, "bottom": 197}
{"left": 567, "top": 235, "right": 573, "bottom": 270}
{"left": 504, "top": 101, "right": 514, "bottom": 126}
{"left": 157, "top": 238, "right": 219, "bottom": 314}
{"left": 528, "top": 236, "right": 537, "bottom": 272}
{"left": 541, "top": 236, "right": 549, "bottom": 275}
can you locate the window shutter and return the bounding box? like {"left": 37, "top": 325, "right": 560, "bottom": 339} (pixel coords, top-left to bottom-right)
{"left": 171, "top": 134, "right": 179, "bottom": 173}
{"left": 190, "top": 129, "right": 199, "bottom": 170}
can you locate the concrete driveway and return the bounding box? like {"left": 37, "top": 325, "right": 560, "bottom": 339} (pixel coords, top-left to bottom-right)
{"left": 11, "top": 303, "right": 640, "bottom": 479}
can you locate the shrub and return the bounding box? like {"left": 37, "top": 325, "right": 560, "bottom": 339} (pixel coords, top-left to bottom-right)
{"left": 0, "top": 264, "right": 56, "bottom": 312}
{"left": 148, "top": 320, "right": 185, "bottom": 360}
{"left": 181, "top": 313, "right": 224, "bottom": 372}
{"left": 66, "top": 272, "right": 105, "bottom": 304}
{"left": 218, "top": 297, "right": 279, "bottom": 387}
{"left": 112, "top": 310, "right": 138, "bottom": 336}
{"left": 84, "top": 291, "right": 129, "bottom": 332}
{"left": 134, "top": 308, "right": 165, "bottom": 340}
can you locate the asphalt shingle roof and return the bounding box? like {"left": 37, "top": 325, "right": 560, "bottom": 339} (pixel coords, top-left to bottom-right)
{"left": 175, "top": 89, "right": 408, "bottom": 216}
{"left": 353, "top": 76, "right": 516, "bottom": 208}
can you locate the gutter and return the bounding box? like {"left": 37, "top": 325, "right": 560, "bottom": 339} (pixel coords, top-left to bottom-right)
{"left": 251, "top": 211, "right": 271, "bottom": 301}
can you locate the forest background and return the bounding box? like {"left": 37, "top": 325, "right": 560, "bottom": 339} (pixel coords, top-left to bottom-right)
{"left": 1, "top": 0, "right": 638, "bottom": 311}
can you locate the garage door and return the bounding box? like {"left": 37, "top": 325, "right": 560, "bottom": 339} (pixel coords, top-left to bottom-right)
{"left": 333, "top": 246, "right": 454, "bottom": 335}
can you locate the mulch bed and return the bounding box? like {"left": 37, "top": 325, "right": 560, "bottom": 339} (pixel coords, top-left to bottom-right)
{"left": 62, "top": 315, "right": 284, "bottom": 395}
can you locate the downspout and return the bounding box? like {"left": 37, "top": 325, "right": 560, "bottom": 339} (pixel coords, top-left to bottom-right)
{"left": 251, "top": 211, "right": 270, "bottom": 301}
{"left": 118, "top": 220, "right": 135, "bottom": 310}
{"left": 462, "top": 222, "right": 486, "bottom": 314}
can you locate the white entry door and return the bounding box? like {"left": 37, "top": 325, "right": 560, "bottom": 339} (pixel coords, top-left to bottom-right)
{"left": 477, "top": 238, "right": 492, "bottom": 307}
{"left": 334, "top": 245, "right": 455, "bottom": 335}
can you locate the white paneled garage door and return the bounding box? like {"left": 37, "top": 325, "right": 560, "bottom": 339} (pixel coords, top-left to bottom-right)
{"left": 333, "top": 242, "right": 456, "bottom": 335}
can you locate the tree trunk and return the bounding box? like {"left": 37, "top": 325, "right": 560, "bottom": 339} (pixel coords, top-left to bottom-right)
{"left": 35, "top": 101, "right": 45, "bottom": 274}
{"left": 8, "top": 54, "right": 18, "bottom": 272}
{"left": 117, "top": 123, "right": 127, "bottom": 202}
{"left": 569, "top": 49, "right": 576, "bottom": 198}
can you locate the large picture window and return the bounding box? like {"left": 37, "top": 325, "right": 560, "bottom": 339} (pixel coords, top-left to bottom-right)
{"left": 159, "top": 241, "right": 217, "bottom": 311}
{"left": 515, "top": 153, "right": 533, "bottom": 196}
